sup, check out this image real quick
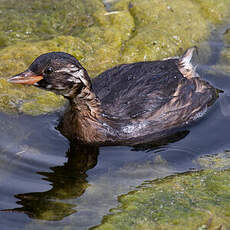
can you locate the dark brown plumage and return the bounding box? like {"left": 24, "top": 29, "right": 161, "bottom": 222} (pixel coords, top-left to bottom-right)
{"left": 8, "top": 48, "right": 218, "bottom": 145}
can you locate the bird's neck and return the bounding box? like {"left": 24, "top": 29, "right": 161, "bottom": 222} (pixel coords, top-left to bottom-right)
{"left": 70, "top": 86, "right": 103, "bottom": 121}
{"left": 61, "top": 85, "right": 116, "bottom": 144}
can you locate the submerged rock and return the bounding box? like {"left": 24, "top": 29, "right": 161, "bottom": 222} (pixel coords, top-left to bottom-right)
{"left": 221, "top": 28, "right": 230, "bottom": 66}
{"left": 0, "top": 0, "right": 230, "bottom": 115}
{"left": 211, "top": 27, "right": 230, "bottom": 75}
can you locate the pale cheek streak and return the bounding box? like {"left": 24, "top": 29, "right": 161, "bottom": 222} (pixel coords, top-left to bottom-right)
{"left": 55, "top": 66, "right": 80, "bottom": 73}
{"left": 55, "top": 67, "right": 71, "bottom": 73}
{"left": 69, "top": 67, "right": 80, "bottom": 72}
{"left": 55, "top": 67, "right": 84, "bottom": 84}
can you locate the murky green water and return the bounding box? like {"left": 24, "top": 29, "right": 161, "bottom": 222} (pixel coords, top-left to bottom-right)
{"left": 1, "top": 1, "right": 230, "bottom": 230}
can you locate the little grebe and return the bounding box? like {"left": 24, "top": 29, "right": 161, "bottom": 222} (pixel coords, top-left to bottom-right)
{"left": 8, "top": 48, "right": 217, "bottom": 145}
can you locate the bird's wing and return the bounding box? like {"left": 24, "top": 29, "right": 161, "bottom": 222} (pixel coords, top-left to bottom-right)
{"left": 93, "top": 59, "right": 196, "bottom": 119}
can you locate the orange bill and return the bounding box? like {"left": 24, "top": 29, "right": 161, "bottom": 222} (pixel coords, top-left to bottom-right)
{"left": 8, "top": 70, "right": 43, "bottom": 85}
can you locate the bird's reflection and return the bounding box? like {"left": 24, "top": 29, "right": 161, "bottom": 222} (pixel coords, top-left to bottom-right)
{"left": 2, "top": 143, "right": 99, "bottom": 221}
{"left": 1, "top": 129, "right": 189, "bottom": 221}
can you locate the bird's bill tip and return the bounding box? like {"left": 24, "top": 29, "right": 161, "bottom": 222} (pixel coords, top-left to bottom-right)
{"left": 8, "top": 70, "right": 43, "bottom": 85}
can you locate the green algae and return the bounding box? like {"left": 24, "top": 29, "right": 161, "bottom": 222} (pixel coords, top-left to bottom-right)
{"left": 191, "top": 0, "right": 230, "bottom": 24}
{"left": 0, "top": 0, "right": 135, "bottom": 76}
{"left": 0, "top": 0, "right": 230, "bottom": 115}
{"left": 0, "top": 78, "right": 66, "bottom": 115}
{"left": 93, "top": 152, "right": 230, "bottom": 230}
{"left": 21, "top": 92, "right": 66, "bottom": 116}
{"left": 113, "top": 0, "right": 230, "bottom": 63}
{"left": 95, "top": 171, "right": 230, "bottom": 230}
{"left": 115, "top": 0, "right": 207, "bottom": 62}
{"left": 0, "top": 0, "right": 104, "bottom": 46}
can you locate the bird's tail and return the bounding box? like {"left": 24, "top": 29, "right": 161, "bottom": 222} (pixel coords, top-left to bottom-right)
{"left": 178, "top": 47, "right": 199, "bottom": 79}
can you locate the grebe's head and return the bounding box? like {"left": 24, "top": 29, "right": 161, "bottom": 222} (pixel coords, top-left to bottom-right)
{"left": 8, "top": 52, "right": 91, "bottom": 97}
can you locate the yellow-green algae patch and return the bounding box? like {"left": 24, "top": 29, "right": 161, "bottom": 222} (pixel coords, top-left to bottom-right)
{"left": 21, "top": 92, "right": 66, "bottom": 116}
{"left": 191, "top": 0, "right": 230, "bottom": 24}
{"left": 113, "top": 0, "right": 230, "bottom": 63}
{"left": 0, "top": 78, "right": 65, "bottom": 115}
{"left": 0, "top": 0, "right": 105, "bottom": 47}
{"left": 0, "top": 0, "right": 230, "bottom": 115}
{"left": 93, "top": 152, "right": 230, "bottom": 230}
{"left": 95, "top": 172, "right": 230, "bottom": 229}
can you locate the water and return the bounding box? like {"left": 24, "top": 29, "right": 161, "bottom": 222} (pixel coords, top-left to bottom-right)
{"left": 1, "top": 23, "right": 230, "bottom": 230}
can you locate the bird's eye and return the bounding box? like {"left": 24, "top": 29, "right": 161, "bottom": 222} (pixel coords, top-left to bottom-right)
{"left": 45, "top": 67, "right": 54, "bottom": 75}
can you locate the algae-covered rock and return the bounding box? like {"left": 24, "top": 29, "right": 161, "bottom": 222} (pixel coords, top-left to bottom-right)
{"left": 94, "top": 151, "right": 230, "bottom": 230}
{"left": 95, "top": 169, "right": 230, "bottom": 230}
{"left": 21, "top": 92, "right": 66, "bottom": 116}
{"left": 113, "top": 0, "right": 230, "bottom": 63}
{"left": 0, "top": 78, "right": 66, "bottom": 115}
{"left": 0, "top": 0, "right": 230, "bottom": 115}
{"left": 0, "top": 0, "right": 104, "bottom": 47}
{"left": 192, "top": 0, "right": 230, "bottom": 24}
{"left": 0, "top": 0, "right": 135, "bottom": 76}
